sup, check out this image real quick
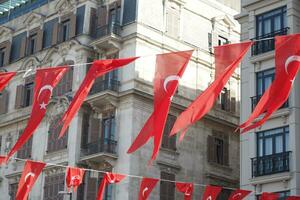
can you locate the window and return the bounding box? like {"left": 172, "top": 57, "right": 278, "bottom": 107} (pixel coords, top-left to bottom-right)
{"left": 43, "top": 173, "right": 65, "bottom": 200}
{"left": 17, "top": 130, "right": 32, "bottom": 159}
{"left": 253, "top": 7, "right": 288, "bottom": 55}
{"left": 27, "top": 33, "right": 37, "bottom": 55}
{"left": 256, "top": 7, "right": 287, "bottom": 38}
{"left": 257, "top": 126, "right": 289, "bottom": 157}
{"left": 52, "top": 67, "right": 73, "bottom": 97}
{"left": 9, "top": 183, "right": 18, "bottom": 200}
{"left": 47, "top": 114, "right": 68, "bottom": 153}
{"left": 62, "top": 19, "right": 70, "bottom": 42}
{"left": 166, "top": 3, "right": 180, "bottom": 38}
{"left": 0, "top": 90, "right": 9, "bottom": 114}
{"left": 24, "top": 82, "right": 34, "bottom": 107}
{"left": 0, "top": 47, "right": 5, "bottom": 67}
{"left": 162, "top": 115, "right": 176, "bottom": 150}
{"left": 15, "top": 76, "right": 34, "bottom": 109}
{"left": 218, "top": 36, "right": 229, "bottom": 46}
{"left": 252, "top": 126, "right": 290, "bottom": 177}
{"left": 217, "top": 188, "right": 234, "bottom": 200}
{"left": 207, "top": 131, "right": 229, "bottom": 166}
{"left": 218, "top": 87, "right": 230, "bottom": 111}
{"left": 160, "top": 172, "right": 175, "bottom": 200}
{"left": 78, "top": 172, "right": 112, "bottom": 200}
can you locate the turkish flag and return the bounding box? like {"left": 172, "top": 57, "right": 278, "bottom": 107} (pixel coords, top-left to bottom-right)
{"left": 0, "top": 155, "right": 6, "bottom": 165}
{"left": 0, "top": 72, "right": 15, "bottom": 92}
{"left": 58, "top": 57, "right": 138, "bottom": 138}
{"left": 260, "top": 192, "right": 279, "bottom": 200}
{"left": 239, "top": 34, "right": 300, "bottom": 133}
{"left": 228, "top": 189, "right": 252, "bottom": 200}
{"left": 65, "top": 167, "right": 85, "bottom": 192}
{"left": 287, "top": 197, "right": 300, "bottom": 200}
{"left": 127, "top": 50, "right": 193, "bottom": 163}
{"left": 138, "top": 177, "right": 159, "bottom": 200}
{"left": 16, "top": 160, "right": 46, "bottom": 200}
{"left": 97, "top": 172, "right": 126, "bottom": 200}
{"left": 6, "top": 67, "right": 68, "bottom": 161}
{"left": 202, "top": 185, "right": 222, "bottom": 200}
{"left": 170, "top": 42, "right": 252, "bottom": 140}
{"left": 176, "top": 182, "right": 194, "bottom": 200}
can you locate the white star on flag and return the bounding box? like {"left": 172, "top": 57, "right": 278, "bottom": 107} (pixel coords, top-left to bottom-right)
{"left": 39, "top": 102, "right": 47, "bottom": 109}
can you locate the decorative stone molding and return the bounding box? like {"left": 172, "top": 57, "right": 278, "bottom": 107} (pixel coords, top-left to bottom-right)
{"left": 212, "top": 15, "right": 236, "bottom": 29}
{"left": 42, "top": 47, "right": 59, "bottom": 65}
{"left": 0, "top": 26, "right": 13, "bottom": 42}
{"left": 57, "top": 40, "right": 80, "bottom": 57}
{"left": 23, "top": 12, "right": 45, "bottom": 29}
{"left": 19, "top": 56, "right": 41, "bottom": 71}
{"left": 55, "top": 0, "right": 77, "bottom": 15}
{"left": 46, "top": 96, "right": 70, "bottom": 122}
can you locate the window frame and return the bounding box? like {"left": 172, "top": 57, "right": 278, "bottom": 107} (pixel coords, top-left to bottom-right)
{"left": 43, "top": 173, "right": 65, "bottom": 200}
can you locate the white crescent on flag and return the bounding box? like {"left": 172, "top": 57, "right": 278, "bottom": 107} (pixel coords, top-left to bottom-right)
{"left": 163, "top": 75, "right": 180, "bottom": 92}
{"left": 207, "top": 196, "right": 212, "bottom": 200}
{"left": 106, "top": 174, "right": 115, "bottom": 183}
{"left": 142, "top": 187, "right": 149, "bottom": 197}
{"left": 285, "top": 55, "right": 300, "bottom": 76}
{"left": 232, "top": 193, "right": 242, "bottom": 199}
{"left": 37, "top": 85, "right": 54, "bottom": 109}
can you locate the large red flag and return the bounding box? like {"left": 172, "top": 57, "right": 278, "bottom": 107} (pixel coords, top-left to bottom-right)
{"left": 97, "top": 172, "right": 126, "bottom": 200}
{"left": 127, "top": 50, "right": 193, "bottom": 163}
{"left": 169, "top": 42, "right": 252, "bottom": 140}
{"left": 16, "top": 160, "right": 46, "bottom": 200}
{"left": 287, "top": 197, "right": 300, "bottom": 200}
{"left": 228, "top": 189, "right": 252, "bottom": 200}
{"left": 239, "top": 34, "right": 300, "bottom": 133}
{"left": 260, "top": 192, "right": 279, "bottom": 200}
{"left": 6, "top": 67, "right": 68, "bottom": 161}
{"left": 0, "top": 72, "right": 15, "bottom": 92}
{"left": 176, "top": 182, "right": 194, "bottom": 200}
{"left": 58, "top": 57, "right": 138, "bottom": 138}
{"left": 202, "top": 185, "right": 222, "bottom": 200}
{"left": 138, "top": 177, "right": 159, "bottom": 200}
{"left": 65, "top": 167, "right": 85, "bottom": 192}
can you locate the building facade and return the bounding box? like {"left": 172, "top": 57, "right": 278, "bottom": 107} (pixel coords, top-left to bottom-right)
{"left": 0, "top": 0, "right": 241, "bottom": 199}
{"left": 236, "top": 0, "right": 300, "bottom": 199}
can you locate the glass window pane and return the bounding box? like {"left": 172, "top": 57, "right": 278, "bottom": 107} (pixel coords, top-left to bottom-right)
{"left": 265, "top": 138, "right": 273, "bottom": 155}
{"left": 275, "top": 136, "right": 283, "bottom": 153}
{"left": 274, "top": 15, "right": 282, "bottom": 31}
{"left": 263, "top": 19, "right": 271, "bottom": 34}
{"left": 258, "top": 139, "right": 263, "bottom": 157}
{"left": 285, "top": 133, "right": 289, "bottom": 151}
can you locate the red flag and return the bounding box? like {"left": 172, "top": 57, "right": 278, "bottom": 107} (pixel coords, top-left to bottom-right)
{"left": 65, "top": 167, "right": 85, "bottom": 192}
{"left": 229, "top": 189, "right": 252, "bottom": 200}
{"left": 58, "top": 57, "right": 138, "bottom": 138}
{"left": 202, "top": 185, "right": 222, "bottom": 200}
{"left": 6, "top": 67, "right": 68, "bottom": 161}
{"left": 16, "top": 160, "right": 46, "bottom": 200}
{"left": 176, "top": 182, "right": 194, "bottom": 200}
{"left": 170, "top": 42, "right": 252, "bottom": 140}
{"left": 138, "top": 178, "right": 159, "bottom": 200}
{"left": 97, "top": 172, "right": 126, "bottom": 200}
{"left": 239, "top": 34, "right": 300, "bottom": 133}
{"left": 0, "top": 155, "right": 6, "bottom": 165}
{"left": 0, "top": 72, "right": 15, "bottom": 92}
{"left": 127, "top": 50, "right": 193, "bottom": 163}
{"left": 260, "top": 192, "right": 279, "bottom": 200}
{"left": 287, "top": 197, "right": 300, "bottom": 200}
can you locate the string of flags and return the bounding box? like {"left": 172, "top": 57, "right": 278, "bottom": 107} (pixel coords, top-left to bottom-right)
{"left": 1, "top": 34, "right": 300, "bottom": 199}
{"left": 1, "top": 156, "right": 300, "bottom": 200}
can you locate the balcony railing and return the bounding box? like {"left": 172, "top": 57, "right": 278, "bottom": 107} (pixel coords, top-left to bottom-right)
{"left": 81, "top": 139, "right": 117, "bottom": 156}
{"left": 251, "top": 151, "right": 291, "bottom": 177}
{"left": 89, "top": 79, "right": 119, "bottom": 95}
{"left": 251, "top": 95, "right": 288, "bottom": 111}
{"left": 94, "top": 22, "right": 121, "bottom": 39}
{"left": 251, "top": 27, "right": 289, "bottom": 55}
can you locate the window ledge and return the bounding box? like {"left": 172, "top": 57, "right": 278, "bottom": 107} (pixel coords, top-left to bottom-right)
{"left": 250, "top": 172, "right": 291, "bottom": 185}
{"left": 208, "top": 161, "right": 232, "bottom": 171}
{"left": 250, "top": 50, "right": 274, "bottom": 64}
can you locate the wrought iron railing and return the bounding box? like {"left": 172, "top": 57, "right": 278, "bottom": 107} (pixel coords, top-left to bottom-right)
{"left": 89, "top": 79, "right": 119, "bottom": 95}
{"left": 251, "top": 27, "right": 289, "bottom": 55}
{"left": 251, "top": 95, "right": 288, "bottom": 111}
{"left": 251, "top": 151, "right": 291, "bottom": 177}
{"left": 94, "top": 22, "right": 121, "bottom": 38}
{"left": 81, "top": 139, "right": 117, "bottom": 156}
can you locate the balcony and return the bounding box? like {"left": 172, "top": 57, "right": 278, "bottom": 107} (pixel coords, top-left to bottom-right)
{"left": 89, "top": 79, "right": 119, "bottom": 96}
{"left": 251, "top": 27, "right": 289, "bottom": 56}
{"left": 91, "top": 22, "right": 122, "bottom": 51}
{"left": 81, "top": 139, "right": 117, "bottom": 156}
{"left": 251, "top": 95, "right": 288, "bottom": 111}
{"left": 251, "top": 151, "right": 291, "bottom": 177}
